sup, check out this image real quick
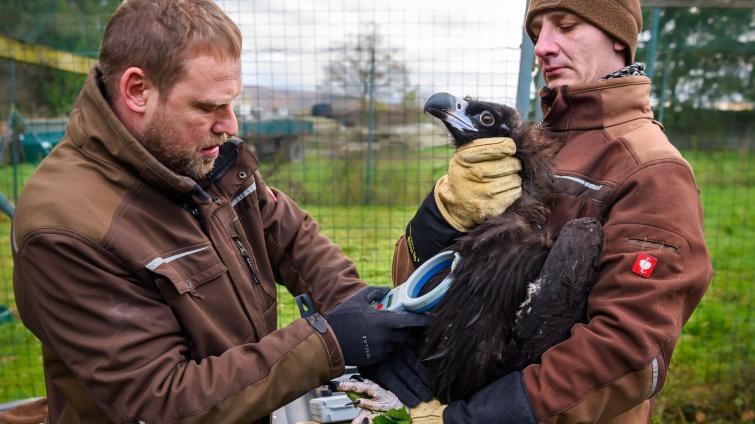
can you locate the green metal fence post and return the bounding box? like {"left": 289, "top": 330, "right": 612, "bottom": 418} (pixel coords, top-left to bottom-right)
{"left": 646, "top": 8, "right": 662, "bottom": 80}
{"left": 364, "top": 37, "right": 376, "bottom": 205}
{"left": 9, "top": 60, "right": 19, "bottom": 203}
{"left": 516, "top": 0, "right": 535, "bottom": 121}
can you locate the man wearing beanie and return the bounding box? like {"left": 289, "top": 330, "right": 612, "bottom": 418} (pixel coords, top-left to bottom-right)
{"left": 352, "top": 0, "right": 713, "bottom": 422}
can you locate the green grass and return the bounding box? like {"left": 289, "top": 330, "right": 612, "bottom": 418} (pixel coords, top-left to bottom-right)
{"left": 259, "top": 144, "right": 452, "bottom": 206}
{"left": 651, "top": 151, "right": 755, "bottom": 422}
{"left": 0, "top": 212, "right": 46, "bottom": 402}
{"left": 0, "top": 149, "right": 753, "bottom": 422}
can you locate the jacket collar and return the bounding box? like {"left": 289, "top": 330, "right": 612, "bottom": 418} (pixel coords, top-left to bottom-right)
{"left": 67, "top": 68, "right": 248, "bottom": 199}
{"left": 538, "top": 76, "right": 655, "bottom": 132}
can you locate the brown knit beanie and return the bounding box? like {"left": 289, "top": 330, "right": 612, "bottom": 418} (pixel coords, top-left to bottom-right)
{"left": 525, "top": 0, "right": 643, "bottom": 64}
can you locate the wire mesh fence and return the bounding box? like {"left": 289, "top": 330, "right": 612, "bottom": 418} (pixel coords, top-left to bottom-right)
{"left": 0, "top": 1, "right": 753, "bottom": 422}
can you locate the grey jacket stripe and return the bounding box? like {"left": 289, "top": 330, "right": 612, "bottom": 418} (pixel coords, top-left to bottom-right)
{"left": 232, "top": 182, "right": 257, "bottom": 206}
{"left": 648, "top": 357, "right": 659, "bottom": 398}
{"left": 554, "top": 174, "right": 604, "bottom": 191}
{"left": 145, "top": 246, "right": 209, "bottom": 271}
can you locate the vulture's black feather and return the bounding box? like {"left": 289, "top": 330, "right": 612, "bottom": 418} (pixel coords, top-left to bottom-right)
{"left": 420, "top": 93, "right": 603, "bottom": 403}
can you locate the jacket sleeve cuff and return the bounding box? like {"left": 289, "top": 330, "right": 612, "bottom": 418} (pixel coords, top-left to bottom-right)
{"left": 443, "top": 371, "right": 536, "bottom": 424}
{"left": 405, "top": 187, "right": 464, "bottom": 268}
{"left": 305, "top": 316, "right": 345, "bottom": 373}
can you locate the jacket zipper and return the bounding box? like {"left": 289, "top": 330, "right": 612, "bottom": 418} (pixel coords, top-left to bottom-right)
{"left": 233, "top": 237, "right": 261, "bottom": 285}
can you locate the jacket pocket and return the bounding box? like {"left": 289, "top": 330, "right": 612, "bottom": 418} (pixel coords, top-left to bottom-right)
{"left": 148, "top": 244, "right": 227, "bottom": 299}
{"left": 627, "top": 238, "right": 680, "bottom": 254}
{"left": 224, "top": 215, "right": 276, "bottom": 307}
{"left": 147, "top": 243, "right": 257, "bottom": 355}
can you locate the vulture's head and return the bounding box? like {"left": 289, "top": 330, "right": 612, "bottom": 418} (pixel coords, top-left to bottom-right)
{"left": 424, "top": 92, "right": 522, "bottom": 148}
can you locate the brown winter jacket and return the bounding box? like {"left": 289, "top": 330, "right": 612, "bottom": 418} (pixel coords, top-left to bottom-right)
{"left": 393, "top": 76, "right": 713, "bottom": 422}
{"left": 12, "top": 69, "right": 365, "bottom": 423}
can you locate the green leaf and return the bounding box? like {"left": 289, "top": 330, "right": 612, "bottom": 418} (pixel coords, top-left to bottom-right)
{"left": 385, "top": 407, "right": 411, "bottom": 421}
{"left": 346, "top": 390, "right": 370, "bottom": 401}
{"left": 373, "top": 415, "right": 398, "bottom": 424}
{"left": 371, "top": 408, "right": 412, "bottom": 424}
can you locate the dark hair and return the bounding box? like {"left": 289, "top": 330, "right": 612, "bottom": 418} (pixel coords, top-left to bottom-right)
{"left": 99, "top": 0, "right": 242, "bottom": 100}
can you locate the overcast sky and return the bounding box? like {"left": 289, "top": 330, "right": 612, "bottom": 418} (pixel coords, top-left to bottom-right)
{"left": 218, "top": 0, "right": 529, "bottom": 105}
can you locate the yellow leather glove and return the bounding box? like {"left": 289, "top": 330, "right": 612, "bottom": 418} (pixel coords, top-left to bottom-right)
{"left": 435, "top": 137, "right": 523, "bottom": 232}
{"left": 410, "top": 399, "right": 447, "bottom": 423}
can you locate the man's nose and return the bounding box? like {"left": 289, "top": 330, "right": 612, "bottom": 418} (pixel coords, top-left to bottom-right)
{"left": 533, "top": 26, "right": 559, "bottom": 60}
{"left": 213, "top": 105, "right": 238, "bottom": 137}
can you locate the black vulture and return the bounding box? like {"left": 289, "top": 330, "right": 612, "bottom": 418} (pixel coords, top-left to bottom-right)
{"left": 418, "top": 93, "right": 603, "bottom": 403}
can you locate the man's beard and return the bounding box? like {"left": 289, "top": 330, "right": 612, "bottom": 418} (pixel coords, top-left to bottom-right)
{"left": 142, "top": 113, "right": 226, "bottom": 181}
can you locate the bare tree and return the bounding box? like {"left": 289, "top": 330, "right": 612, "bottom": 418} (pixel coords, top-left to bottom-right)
{"left": 322, "top": 24, "right": 410, "bottom": 123}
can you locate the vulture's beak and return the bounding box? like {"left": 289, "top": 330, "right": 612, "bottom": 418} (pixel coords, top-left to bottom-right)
{"left": 424, "top": 93, "right": 479, "bottom": 133}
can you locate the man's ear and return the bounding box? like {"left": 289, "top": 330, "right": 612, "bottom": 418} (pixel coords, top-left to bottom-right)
{"left": 612, "top": 41, "right": 627, "bottom": 54}
{"left": 118, "top": 67, "right": 155, "bottom": 114}
{"left": 613, "top": 41, "right": 629, "bottom": 65}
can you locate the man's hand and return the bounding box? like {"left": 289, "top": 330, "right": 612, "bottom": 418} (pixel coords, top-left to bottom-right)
{"left": 325, "top": 286, "right": 430, "bottom": 367}
{"left": 435, "top": 137, "right": 522, "bottom": 232}
{"left": 410, "top": 400, "right": 446, "bottom": 424}
{"left": 443, "top": 371, "right": 536, "bottom": 423}
{"left": 359, "top": 341, "right": 432, "bottom": 407}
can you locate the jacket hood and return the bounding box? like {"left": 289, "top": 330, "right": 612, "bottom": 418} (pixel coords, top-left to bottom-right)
{"left": 539, "top": 76, "right": 655, "bottom": 132}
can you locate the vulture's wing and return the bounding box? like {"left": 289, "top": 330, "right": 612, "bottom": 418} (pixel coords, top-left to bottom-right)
{"left": 511, "top": 218, "right": 604, "bottom": 369}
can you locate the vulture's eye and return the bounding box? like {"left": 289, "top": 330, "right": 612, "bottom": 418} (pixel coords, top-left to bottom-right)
{"left": 479, "top": 112, "right": 495, "bottom": 127}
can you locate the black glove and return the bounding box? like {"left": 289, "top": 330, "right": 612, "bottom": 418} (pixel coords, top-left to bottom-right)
{"left": 358, "top": 340, "right": 433, "bottom": 407}
{"left": 405, "top": 188, "right": 464, "bottom": 268}
{"left": 325, "top": 286, "right": 431, "bottom": 367}
{"left": 444, "top": 371, "right": 536, "bottom": 424}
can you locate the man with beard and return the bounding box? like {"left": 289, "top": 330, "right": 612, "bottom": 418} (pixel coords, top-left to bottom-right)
{"left": 10, "top": 1, "right": 427, "bottom": 423}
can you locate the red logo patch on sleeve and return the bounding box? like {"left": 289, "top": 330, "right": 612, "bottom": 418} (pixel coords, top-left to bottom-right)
{"left": 632, "top": 253, "right": 658, "bottom": 278}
